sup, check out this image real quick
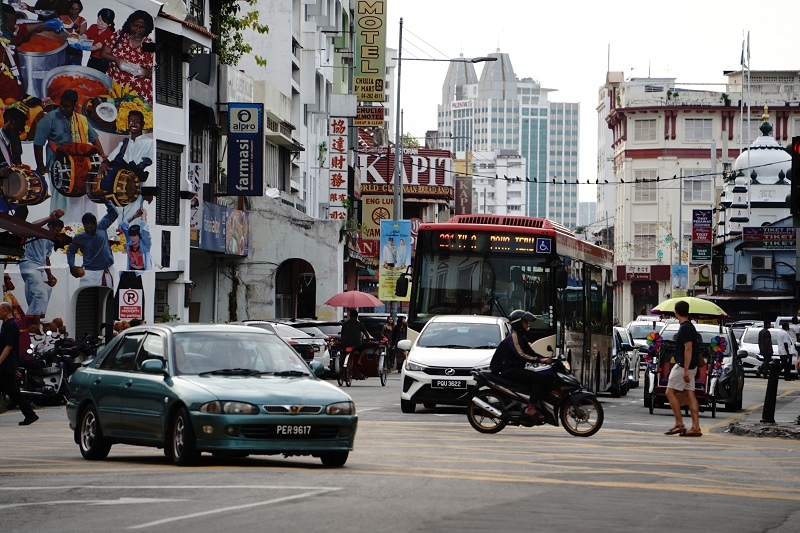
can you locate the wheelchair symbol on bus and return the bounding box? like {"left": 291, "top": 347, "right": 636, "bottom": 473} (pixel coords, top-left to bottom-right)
{"left": 536, "top": 238, "right": 552, "bottom": 254}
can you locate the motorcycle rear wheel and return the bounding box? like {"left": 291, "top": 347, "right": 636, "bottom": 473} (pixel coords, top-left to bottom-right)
{"left": 466, "top": 390, "right": 508, "bottom": 434}
{"left": 560, "top": 396, "right": 603, "bottom": 437}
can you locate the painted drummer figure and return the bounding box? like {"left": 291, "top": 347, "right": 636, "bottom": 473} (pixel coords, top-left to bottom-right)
{"left": 32, "top": 89, "right": 109, "bottom": 223}
{"left": 19, "top": 209, "right": 65, "bottom": 323}
{"left": 104, "top": 110, "right": 154, "bottom": 221}
{"left": 1, "top": 107, "right": 30, "bottom": 213}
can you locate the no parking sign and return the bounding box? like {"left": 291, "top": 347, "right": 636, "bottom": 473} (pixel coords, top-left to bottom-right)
{"left": 119, "top": 289, "right": 143, "bottom": 319}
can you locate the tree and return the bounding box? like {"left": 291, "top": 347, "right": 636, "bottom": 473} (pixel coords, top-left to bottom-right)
{"left": 210, "top": 0, "right": 269, "bottom": 67}
{"left": 401, "top": 133, "right": 420, "bottom": 148}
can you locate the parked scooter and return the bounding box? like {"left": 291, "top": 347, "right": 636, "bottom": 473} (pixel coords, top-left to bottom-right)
{"left": 461, "top": 358, "right": 604, "bottom": 437}
{"left": 15, "top": 324, "right": 106, "bottom": 406}
{"left": 17, "top": 334, "right": 71, "bottom": 406}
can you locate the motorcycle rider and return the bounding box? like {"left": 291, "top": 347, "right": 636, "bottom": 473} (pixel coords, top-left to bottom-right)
{"left": 498, "top": 309, "right": 555, "bottom": 424}
{"left": 339, "top": 309, "right": 373, "bottom": 379}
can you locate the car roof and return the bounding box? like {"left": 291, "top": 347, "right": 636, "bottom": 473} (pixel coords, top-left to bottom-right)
{"left": 134, "top": 323, "right": 275, "bottom": 335}
{"left": 427, "top": 315, "right": 508, "bottom": 325}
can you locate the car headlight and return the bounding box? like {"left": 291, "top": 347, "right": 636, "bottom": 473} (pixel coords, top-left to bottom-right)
{"left": 326, "top": 401, "right": 356, "bottom": 415}
{"left": 405, "top": 359, "right": 426, "bottom": 372}
{"left": 199, "top": 401, "right": 260, "bottom": 414}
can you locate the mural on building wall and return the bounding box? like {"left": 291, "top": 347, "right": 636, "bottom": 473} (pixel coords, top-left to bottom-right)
{"left": 2, "top": 0, "right": 157, "bottom": 344}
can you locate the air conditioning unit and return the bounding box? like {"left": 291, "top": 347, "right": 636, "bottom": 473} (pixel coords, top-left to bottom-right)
{"left": 735, "top": 272, "right": 752, "bottom": 286}
{"left": 751, "top": 255, "right": 772, "bottom": 270}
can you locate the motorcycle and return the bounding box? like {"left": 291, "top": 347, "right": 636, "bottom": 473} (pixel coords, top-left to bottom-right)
{"left": 16, "top": 324, "right": 106, "bottom": 406}
{"left": 17, "top": 335, "right": 71, "bottom": 406}
{"left": 462, "top": 358, "right": 604, "bottom": 437}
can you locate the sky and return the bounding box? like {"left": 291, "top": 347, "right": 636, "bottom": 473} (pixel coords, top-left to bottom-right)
{"left": 384, "top": 0, "right": 799, "bottom": 202}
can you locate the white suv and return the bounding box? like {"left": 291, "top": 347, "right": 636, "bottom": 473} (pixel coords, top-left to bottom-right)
{"left": 397, "top": 315, "right": 510, "bottom": 413}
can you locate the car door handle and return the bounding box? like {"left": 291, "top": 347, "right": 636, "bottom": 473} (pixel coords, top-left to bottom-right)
{"left": 125, "top": 380, "right": 133, "bottom": 388}
{"left": 93, "top": 378, "right": 102, "bottom": 384}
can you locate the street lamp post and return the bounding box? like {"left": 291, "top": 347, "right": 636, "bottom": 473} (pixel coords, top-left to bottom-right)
{"left": 389, "top": 18, "right": 496, "bottom": 321}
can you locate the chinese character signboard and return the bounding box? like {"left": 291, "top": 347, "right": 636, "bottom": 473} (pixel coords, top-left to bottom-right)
{"left": 227, "top": 103, "right": 264, "bottom": 196}
{"left": 328, "top": 118, "right": 348, "bottom": 221}
{"left": 354, "top": 0, "right": 387, "bottom": 102}
{"left": 379, "top": 220, "right": 411, "bottom": 301}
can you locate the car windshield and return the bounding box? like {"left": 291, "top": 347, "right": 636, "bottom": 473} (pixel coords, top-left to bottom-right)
{"left": 742, "top": 328, "right": 782, "bottom": 345}
{"left": 417, "top": 323, "right": 501, "bottom": 349}
{"left": 628, "top": 323, "right": 664, "bottom": 339}
{"left": 173, "top": 332, "right": 310, "bottom": 376}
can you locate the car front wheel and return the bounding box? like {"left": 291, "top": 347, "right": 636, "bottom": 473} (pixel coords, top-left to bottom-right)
{"left": 400, "top": 399, "right": 416, "bottom": 413}
{"left": 170, "top": 407, "right": 200, "bottom": 466}
{"left": 320, "top": 451, "right": 349, "bottom": 467}
{"left": 79, "top": 405, "right": 111, "bottom": 461}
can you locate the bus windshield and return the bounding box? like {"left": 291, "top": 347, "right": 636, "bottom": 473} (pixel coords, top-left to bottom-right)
{"left": 410, "top": 251, "right": 553, "bottom": 331}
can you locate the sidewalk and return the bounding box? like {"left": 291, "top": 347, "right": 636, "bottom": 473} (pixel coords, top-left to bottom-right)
{"left": 724, "top": 384, "right": 800, "bottom": 439}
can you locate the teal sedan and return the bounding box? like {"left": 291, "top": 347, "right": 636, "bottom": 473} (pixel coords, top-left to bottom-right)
{"left": 66, "top": 324, "right": 357, "bottom": 467}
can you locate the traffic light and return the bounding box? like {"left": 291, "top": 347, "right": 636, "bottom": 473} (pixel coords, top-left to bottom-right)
{"left": 791, "top": 137, "right": 800, "bottom": 216}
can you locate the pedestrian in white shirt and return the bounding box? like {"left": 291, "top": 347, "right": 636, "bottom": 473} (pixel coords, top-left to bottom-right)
{"left": 777, "top": 323, "right": 796, "bottom": 382}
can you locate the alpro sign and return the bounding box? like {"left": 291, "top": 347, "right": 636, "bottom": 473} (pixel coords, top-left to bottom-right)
{"left": 227, "top": 103, "right": 264, "bottom": 196}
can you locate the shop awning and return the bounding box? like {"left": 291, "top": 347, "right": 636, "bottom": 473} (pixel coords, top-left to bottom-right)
{"left": 699, "top": 292, "right": 795, "bottom": 301}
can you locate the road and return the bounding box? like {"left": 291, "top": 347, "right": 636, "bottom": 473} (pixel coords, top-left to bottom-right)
{"left": 2, "top": 373, "right": 800, "bottom": 532}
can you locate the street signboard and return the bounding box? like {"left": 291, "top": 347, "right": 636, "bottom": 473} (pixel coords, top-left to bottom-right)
{"left": 119, "top": 289, "right": 143, "bottom": 319}
{"left": 692, "top": 227, "right": 713, "bottom": 243}
{"left": 742, "top": 227, "right": 796, "bottom": 250}
{"left": 691, "top": 243, "right": 713, "bottom": 262}
{"left": 692, "top": 209, "right": 713, "bottom": 228}
{"left": 354, "top": 106, "right": 385, "bottom": 126}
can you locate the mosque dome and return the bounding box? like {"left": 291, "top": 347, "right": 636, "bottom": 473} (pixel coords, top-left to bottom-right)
{"left": 732, "top": 105, "right": 790, "bottom": 181}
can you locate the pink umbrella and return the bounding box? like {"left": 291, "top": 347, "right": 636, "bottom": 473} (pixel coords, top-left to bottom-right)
{"left": 324, "top": 290, "right": 383, "bottom": 308}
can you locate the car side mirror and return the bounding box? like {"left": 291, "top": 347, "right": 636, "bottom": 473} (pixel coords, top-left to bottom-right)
{"left": 736, "top": 349, "right": 748, "bottom": 359}
{"left": 620, "top": 342, "right": 633, "bottom": 352}
{"left": 309, "top": 360, "right": 325, "bottom": 377}
{"left": 397, "top": 339, "right": 412, "bottom": 351}
{"left": 140, "top": 358, "right": 167, "bottom": 375}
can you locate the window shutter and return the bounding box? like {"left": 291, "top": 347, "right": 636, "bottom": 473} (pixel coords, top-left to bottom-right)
{"left": 155, "top": 30, "right": 183, "bottom": 107}
{"left": 156, "top": 142, "right": 181, "bottom": 226}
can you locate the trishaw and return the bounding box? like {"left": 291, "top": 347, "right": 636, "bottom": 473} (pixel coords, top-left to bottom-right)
{"left": 334, "top": 338, "right": 389, "bottom": 387}
{"left": 642, "top": 297, "right": 733, "bottom": 419}
{"left": 644, "top": 332, "right": 717, "bottom": 418}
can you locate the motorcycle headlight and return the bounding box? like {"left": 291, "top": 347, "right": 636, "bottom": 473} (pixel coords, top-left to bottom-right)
{"left": 326, "top": 401, "right": 356, "bottom": 415}
{"left": 199, "top": 401, "right": 260, "bottom": 414}
{"left": 405, "top": 360, "right": 426, "bottom": 372}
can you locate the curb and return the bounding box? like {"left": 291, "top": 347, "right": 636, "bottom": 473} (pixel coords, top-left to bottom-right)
{"left": 726, "top": 421, "right": 800, "bottom": 439}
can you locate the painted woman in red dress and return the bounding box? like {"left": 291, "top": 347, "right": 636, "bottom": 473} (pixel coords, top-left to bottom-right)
{"left": 99, "top": 10, "right": 154, "bottom": 102}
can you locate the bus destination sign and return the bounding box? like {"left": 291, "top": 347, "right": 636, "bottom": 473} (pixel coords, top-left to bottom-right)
{"left": 425, "top": 231, "right": 551, "bottom": 254}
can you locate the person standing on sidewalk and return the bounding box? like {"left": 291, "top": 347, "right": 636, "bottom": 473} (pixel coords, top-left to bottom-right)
{"left": 0, "top": 302, "right": 38, "bottom": 425}
{"left": 777, "top": 323, "right": 796, "bottom": 381}
{"left": 758, "top": 322, "right": 774, "bottom": 378}
{"left": 664, "top": 300, "right": 702, "bottom": 437}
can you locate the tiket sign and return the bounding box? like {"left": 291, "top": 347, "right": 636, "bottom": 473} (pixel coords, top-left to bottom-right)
{"left": 227, "top": 103, "right": 264, "bottom": 196}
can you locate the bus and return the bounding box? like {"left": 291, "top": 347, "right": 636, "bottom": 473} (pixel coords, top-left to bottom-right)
{"left": 403, "top": 215, "right": 615, "bottom": 394}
